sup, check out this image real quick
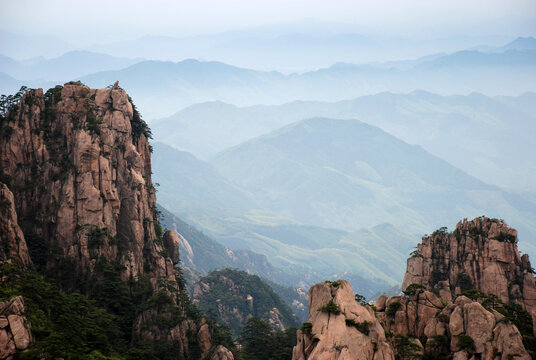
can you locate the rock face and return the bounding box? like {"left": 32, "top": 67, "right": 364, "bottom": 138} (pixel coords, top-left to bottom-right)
{"left": 292, "top": 280, "right": 394, "bottom": 360}
{"left": 0, "top": 297, "right": 32, "bottom": 359}
{"left": 0, "top": 83, "right": 232, "bottom": 358}
{"left": 0, "top": 83, "right": 168, "bottom": 283}
{"left": 0, "top": 184, "right": 30, "bottom": 265}
{"left": 402, "top": 217, "right": 536, "bottom": 309}
{"left": 294, "top": 218, "right": 535, "bottom": 360}
{"left": 376, "top": 288, "right": 532, "bottom": 360}
{"left": 402, "top": 217, "right": 536, "bottom": 332}
{"left": 163, "top": 229, "right": 181, "bottom": 265}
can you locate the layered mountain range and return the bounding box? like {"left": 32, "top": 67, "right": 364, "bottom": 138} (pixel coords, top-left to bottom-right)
{"left": 1, "top": 37, "right": 535, "bottom": 119}
{"left": 151, "top": 112, "right": 536, "bottom": 292}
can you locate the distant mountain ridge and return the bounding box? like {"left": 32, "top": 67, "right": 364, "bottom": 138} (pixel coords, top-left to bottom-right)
{"left": 208, "top": 117, "right": 536, "bottom": 257}
{"left": 2, "top": 40, "right": 534, "bottom": 118}
{"left": 0, "top": 50, "right": 143, "bottom": 81}
{"left": 152, "top": 142, "right": 415, "bottom": 293}
{"left": 152, "top": 91, "right": 536, "bottom": 190}
{"left": 150, "top": 116, "right": 536, "bottom": 292}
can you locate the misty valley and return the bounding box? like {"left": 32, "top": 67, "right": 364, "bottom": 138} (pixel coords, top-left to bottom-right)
{"left": 1, "top": 4, "right": 536, "bottom": 360}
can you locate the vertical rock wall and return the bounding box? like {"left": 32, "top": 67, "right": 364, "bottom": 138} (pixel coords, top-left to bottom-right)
{"left": 0, "top": 83, "right": 171, "bottom": 283}
{"left": 0, "top": 83, "right": 233, "bottom": 359}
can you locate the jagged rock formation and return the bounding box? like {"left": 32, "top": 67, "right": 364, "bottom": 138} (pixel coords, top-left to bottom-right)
{"left": 402, "top": 217, "right": 536, "bottom": 330}
{"left": 0, "top": 297, "right": 32, "bottom": 359}
{"left": 193, "top": 268, "right": 298, "bottom": 335}
{"left": 375, "top": 287, "right": 531, "bottom": 359}
{"left": 292, "top": 280, "right": 394, "bottom": 360}
{"left": 0, "top": 83, "right": 233, "bottom": 359}
{"left": 294, "top": 218, "right": 535, "bottom": 360}
{"left": 0, "top": 83, "right": 166, "bottom": 282}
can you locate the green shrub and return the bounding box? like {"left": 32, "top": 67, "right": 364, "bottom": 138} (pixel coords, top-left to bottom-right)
{"left": 391, "top": 334, "right": 422, "bottom": 358}
{"left": 432, "top": 226, "right": 448, "bottom": 236}
{"left": 127, "top": 94, "right": 152, "bottom": 141}
{"left": 324, "top": 280, "right": 340, "bottom": 287}
{"left": 409, "top": 248, "right": 422, "bottom": 258}
{"left": 301, "top": 322, "right": 312, "bottom": 334}
{"left": 240, "top": 317, "right": 296, "bottom": 360}
{"left": 424, "top": 335, "right": 449, "bottom": 360}
{"left": 403, "top": 283, "right": 427, "bottom": 296}
{"left": 0, "top": 125, "right": 14, "bottom": 139}
{"left": 318, "top": 300, "right": 341, "bottom": 315}
{"left": 456, "top": 273, "right": 474, "bottom": 293}
{"left": 386, "top": 301, "right": 401, "bottom": 317}
{"left": 0, "top": 263, "right": 124, "bottom": 358}
{"left": 457, "top": 334, "right": 475, "bottom": 351}
{"left": 355, "top": 293, "right": 367, "bottom": 306}
{"left": 431, "top": 269, "right": 447, "bottom": 284}
{"left": 345, "top": 319, "right": 370, "bottom": 335}
{"left": 493, "top": 232, "right": 516, "bottom": 243}
{"left": 460, "top": 289, "right": 487, "bottom": 301}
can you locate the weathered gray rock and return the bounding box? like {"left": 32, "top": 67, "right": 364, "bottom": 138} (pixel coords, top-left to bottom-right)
{"left": 380, "top": 290, "right": 445, "bottom": 338}
{"left": 375, "top": 218, "right": 534, "bottom": 359}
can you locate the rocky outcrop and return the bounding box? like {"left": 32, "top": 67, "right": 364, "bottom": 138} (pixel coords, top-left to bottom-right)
{"left": 292, "top": 280, "right": 394, "bottom": 360}
{"left": 294, "top": 218, "right": 535, "bottom": 360}
{"left": 402, "top": 217, "right": 536, "bottom": 311}
{"left": 0, "top": 184, "right": 30, "bottom": 265}
{"left": 0, "top": 83, "right": 169, "bottom": 283}
{"left": 0, "top": 83, "right": 233, "bottom": 358}
{"left": 0, "top": 297, "right": 32, "bottom": 359}
{"left": 402, "top": 217, "right": 536, "bottom": 337}
{"left": 376, "top": 287, "right": 532, "bottom": 359}
{"left": 379, "top": 289, "right": 445, "bottom": 338}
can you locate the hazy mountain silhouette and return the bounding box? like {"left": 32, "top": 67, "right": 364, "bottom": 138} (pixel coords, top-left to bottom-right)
{"left": 152, "top": 91, "right": 536, "bottom": 190}
{"left": 209, "top": 117, "right": 536, "bottom": 256}
{"left": 0, "top": 50, "right": 143, "bottom": 81}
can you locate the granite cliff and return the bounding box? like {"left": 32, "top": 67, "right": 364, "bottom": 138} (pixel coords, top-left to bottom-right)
{"left": 0, "top": 83, "right": 234, "bottom": 359}
{"left": 402, "top": 217, "right": 536, "bottom": 324}
{"left": 293, "top": 217, "right": 535, "bottom": 360}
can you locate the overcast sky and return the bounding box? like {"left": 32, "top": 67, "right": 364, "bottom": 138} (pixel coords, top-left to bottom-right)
{"left": 1, "top": 0, "right": 535, "bottom": 45}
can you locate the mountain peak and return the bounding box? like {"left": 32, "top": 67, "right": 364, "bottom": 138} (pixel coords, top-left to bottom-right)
{"left": 505, "top": 36, "right": 536, "bottom": 50}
